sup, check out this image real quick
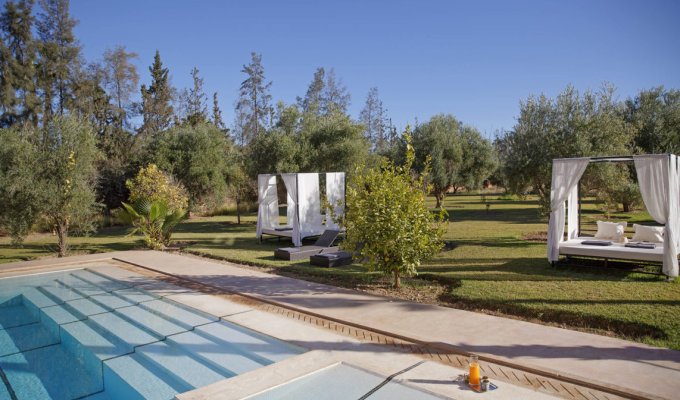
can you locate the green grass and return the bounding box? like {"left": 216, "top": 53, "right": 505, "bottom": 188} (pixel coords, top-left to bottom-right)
{"left": 2, "top": 194, "right": 680, "bottom": 350}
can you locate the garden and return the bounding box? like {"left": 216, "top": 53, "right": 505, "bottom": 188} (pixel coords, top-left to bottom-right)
{"left": 3, "top": 191, "right": 679, "bottom": 351}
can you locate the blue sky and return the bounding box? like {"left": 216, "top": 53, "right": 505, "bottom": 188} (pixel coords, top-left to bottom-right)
{"left": 69, "top": 0, "right": 680, "bottom": 137}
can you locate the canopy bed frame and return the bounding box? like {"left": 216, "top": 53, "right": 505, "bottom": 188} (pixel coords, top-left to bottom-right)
{"left": 547, "top": 154, "right": 680, "bottom": 278}
{"left": 256, "top": 172, "right": 345, "bottom": 247}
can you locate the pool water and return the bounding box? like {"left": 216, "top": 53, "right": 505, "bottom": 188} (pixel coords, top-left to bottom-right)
{"left": 0, "top": 267, "right": 304, "bottom": 400}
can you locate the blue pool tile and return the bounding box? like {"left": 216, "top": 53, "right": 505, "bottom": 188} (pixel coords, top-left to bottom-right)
{"left": 71, "top": 270, "right": 130, "bottom": 292}
{"left": 0, "top": 304, "right": 38, "bottom": 329}
{"left": 139, "top": 299, "right": 218, "bottom": 329}
{"left": 0, "top": 323, "right": 58, "bottom": 357}
{"left": 57, "top": 275, "right": 108, "bottom": 297}
{"left": 0, "top": 344, "right": 102, "bottom": 400}
{"left": 21, "top": 288, "right": 58, "bottom": 308}
{"left": 60, "top": 320, "right": 131, "bottom": 362}
{"left": 197, "top": 320, "right": 304, "bottom": 363}
{"left": 112, "top": 287, "right": 158, "bottom": 304}
{"left": 64, "top": 298, "right": 109, "bottom": 318}
{"left": 135, "top": 340, "right": 227, "bottom": 388}
{"left": 39, "top": 284, "right": 84, "bottom": 303}
{"left": 115, "top": 305, "right": 188, "bottom": 338}
{"left": 89, "top": 292, "right": 135, "bottom": 310}
{"left": 104, "top": 353, "right": 190, "bottom": 400}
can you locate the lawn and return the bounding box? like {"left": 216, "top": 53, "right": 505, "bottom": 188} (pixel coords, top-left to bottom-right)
{"left": 2, "top": 193, "right": 680, "bottom": 350}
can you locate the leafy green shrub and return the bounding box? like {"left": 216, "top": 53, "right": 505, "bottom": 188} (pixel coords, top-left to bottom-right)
{"left": 126, "top": 164, "right": 188, "bottom": 212}
{"left": 341, "top": 130, "right": 445, "bottom": 288}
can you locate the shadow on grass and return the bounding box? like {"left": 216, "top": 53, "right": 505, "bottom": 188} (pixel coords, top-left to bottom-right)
{"left": 445, "top": 208, "right": 544, "bottom": 224}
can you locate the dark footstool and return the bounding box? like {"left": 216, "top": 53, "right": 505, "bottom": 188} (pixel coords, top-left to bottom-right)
{"left": 310, "top": 251, "right": 353, "bottom": 267}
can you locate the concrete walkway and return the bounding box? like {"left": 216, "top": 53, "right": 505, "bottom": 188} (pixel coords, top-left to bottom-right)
{"left": 3, "top": 250, "right": 679, "bottom": 399}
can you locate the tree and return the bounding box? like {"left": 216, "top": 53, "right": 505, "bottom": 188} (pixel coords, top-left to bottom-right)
{"left": 0, "top": 0, "right": 39, "bottom": 127}
{"left": 0, "top": 125, "right": 42, "bottom": 243}
{"left": 212, "top": 92, "right": 224, "bottom": 130}
{"left": 150, "top": 123, "right": 232, "bottom": 211}
{"left": 625, "top": 87, "right": 680, "bottom": 154}
{"left": 359, "top": 87, "right": 389, "bottom": 152}
{"left": 322, "top": 68, "right": 350, "bottom": 115}
{"left": 454, "top": 126, "right": 496, "bottom": 192}
{"left": 102, "top": 45, "right": 139, "bottom": 129}
{"left": 234, "top": 52, "right": 272, "bottom": 146}
{"left": 140, "top": 50, "right": 174, "bottom": 135}
{"left": 36, "top": 0, "right": 80, "bottom": 122}
{"left": 500, "top": 84, "right": 634, "bottom": 213}
{"left": 412, "top": 114, "right": 463, "bottom": 207}
{"left": 302, "top": 112, "right": 369, "bottom": 173}
{"left": 0, "top": 116, "right": 100, "bottom": 255}
{"left": 184, "top": 66, "right": 207, "bottom": 125}
{"left": 126, "top": 163, "right": 188, "bottom": 212}
{"left": 298, "top": 67, "right": 325, "bottom": 115}
{"left": 341, "top": 130, "right": 445, "bottom": 288}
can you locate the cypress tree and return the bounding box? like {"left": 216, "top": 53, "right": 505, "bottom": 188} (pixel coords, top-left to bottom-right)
{"left": 140, "top": 50, "right": 174, "bottom": 135}
{"left": 212, "top": 92, "right": 224, "bottom": 130}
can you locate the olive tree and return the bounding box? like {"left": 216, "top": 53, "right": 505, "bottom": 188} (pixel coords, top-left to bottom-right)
{"left": 341, "top": 130, "right": 445, "bottom": 288}
{"left": 499, "top": 85, "right": 634, "bottom": 213}
{"left": 0, "top": 116, "right": 100, "bottom": 256}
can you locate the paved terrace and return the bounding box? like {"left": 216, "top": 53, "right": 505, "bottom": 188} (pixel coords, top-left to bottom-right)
{"left": 2, "top": 250, "right": 679, "bottom": 400}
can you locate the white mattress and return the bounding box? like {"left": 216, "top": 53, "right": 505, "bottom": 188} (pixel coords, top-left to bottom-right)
{"left": 261, "top": 228, "right": 293, "bottom": 238}
{"left": 559, "top": 237, "right": 664, "bottom": 262}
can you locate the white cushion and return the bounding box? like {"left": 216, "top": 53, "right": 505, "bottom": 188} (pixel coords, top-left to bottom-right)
{"left": 632, "top": 224, "right": 664, "bottom": 243}
{"left": 594, "top": 221, "right": 627, "bottom": 241}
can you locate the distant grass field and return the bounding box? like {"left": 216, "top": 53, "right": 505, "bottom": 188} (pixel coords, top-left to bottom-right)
{"left": 2, "top": 194, "right": 680, "bottom": 350}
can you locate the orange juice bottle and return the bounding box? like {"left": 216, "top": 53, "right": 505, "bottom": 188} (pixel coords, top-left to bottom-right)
{"left": 469, "top": 355, "right": 480, "bottom": 386}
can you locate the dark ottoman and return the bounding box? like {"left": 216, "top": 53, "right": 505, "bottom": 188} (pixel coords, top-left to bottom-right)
{"left": 310, "top": 251, "right": 353, "bottom": 267}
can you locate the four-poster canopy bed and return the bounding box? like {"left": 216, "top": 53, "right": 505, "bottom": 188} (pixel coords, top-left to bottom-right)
{"left": 547, "top": 154, "right": 680, "bottom": 278}
{"left": 256, "top": 172, "right": 345, "bottom": 247}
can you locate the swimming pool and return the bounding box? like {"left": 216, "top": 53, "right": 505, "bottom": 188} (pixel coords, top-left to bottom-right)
{"left": 0, "top": 266, "right": 305, "bottom": 400}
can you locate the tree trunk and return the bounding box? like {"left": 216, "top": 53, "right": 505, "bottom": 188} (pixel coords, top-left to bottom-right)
{"left": 56, "top": 221, "right": 68, "bottom": 258}
{"left": 236, "top": 193, "right": 241, "bottom": 225}
{"left": 622, "top": 202, "right": 631, "bottom": 213}
{"left": 393, "top": 270, "right": 401, "bottom": 289}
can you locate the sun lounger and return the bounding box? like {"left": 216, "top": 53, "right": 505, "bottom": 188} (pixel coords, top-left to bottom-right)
{"left": 274, "top": 229, "right": 341, "bottom": 261}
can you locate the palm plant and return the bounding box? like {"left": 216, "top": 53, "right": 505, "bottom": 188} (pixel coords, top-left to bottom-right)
{"left": 117, "top": 199, "right": 186, "bottom": 250}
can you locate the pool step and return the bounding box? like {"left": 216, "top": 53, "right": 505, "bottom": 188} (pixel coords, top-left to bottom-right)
{"left": 137, "top": 299, "right": 219, "bottom": 329}
{"left": 0, "top": 322, "right": 58, "bottom": 357}
{"left": 0, "top": 344, "right": 102, "bottom": 400}
{"left": 103, "top": 352, "right": 191, "bottom": 400}
{"left": 165, "top": 320, "right": 296, "bottom": 376}
{"left": 0, "top": 302, "right": 39, "bottom": 329}
{"left": 134, "top": 340, "right": 228, "bottom": 388}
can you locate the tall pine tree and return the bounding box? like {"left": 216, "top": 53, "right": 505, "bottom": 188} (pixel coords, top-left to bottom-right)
{"left": 140, "top": 50, "right": 174, "bottom": 135}
{"left": 184, "top": 66, "right": 207, "bottom": 125}
{"left": 235, "top": 52, "right": 272, "bottom": 146}
{"left": 0, "top": 0, "right": 39, "bottom": 127}
{"left": 36, "top": 0, "right": 80, "bottom": 123}
{"left": 102, "top": 45, "right": 138, "bottom": 129}
{"left": 359, "top": 87, "right": 389, "bottom": 151}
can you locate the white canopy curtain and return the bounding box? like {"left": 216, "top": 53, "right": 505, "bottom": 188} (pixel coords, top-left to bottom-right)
{"left": 547, "top": 158, "right": 590, "bottom": 262}
{"left": 281, "top": 173, "right": 299, "bottom": 245}
{"left": 297, "top": 173, "right": 324, "bottom": 242}
{"left": 325, "top": 172, "right": 345, "bottom": 229}
{"left": 634, "top": 154, "right": 680, "bottom": 277}
{"left": 255, "top": 174, "right": 279, "bottom": 238}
